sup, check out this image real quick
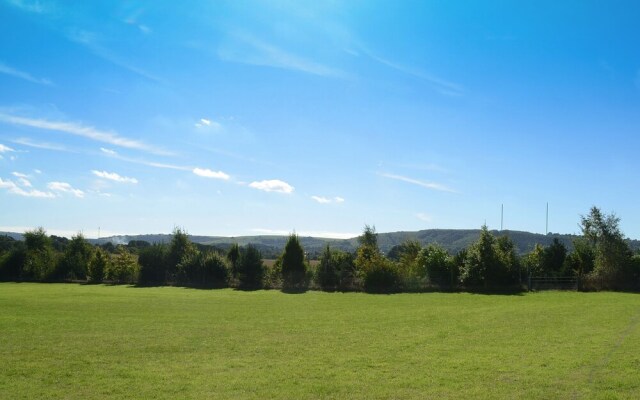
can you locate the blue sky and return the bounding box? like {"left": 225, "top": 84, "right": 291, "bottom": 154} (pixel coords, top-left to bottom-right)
{"left": 1, "top": 1, "right": 639, "bottom": 239}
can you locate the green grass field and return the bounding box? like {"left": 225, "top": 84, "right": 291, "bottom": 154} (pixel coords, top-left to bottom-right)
{"left": 1, "top": 284, "right": 639, "bottom": 399}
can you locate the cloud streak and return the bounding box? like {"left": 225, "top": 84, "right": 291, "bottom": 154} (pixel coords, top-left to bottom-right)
{"left": 381, "top": 173, "right": 457, "bottom": 193}
{"left": 47, "top": 181, "right": 85, "bottom": 198}
{"left": 0, "top": 143, "right": 16, "bottom": 153}
{"left": 66, "top": 29, "right": 162, "bottom": 83}
{"left": 249, "top": 179, "right": 294, "bottom": 194}
{"left": 12, "top": 137, "right": 71, "bottom": 152}
{"left": 92, "top": 170, "right": 138, "bottom": 184}
{"left": 192, "top": 168, "right": 230, "bottom": 180}
{"left": 0, "top": 61, "right": 53, "bottom": 85}
{"left": 218, "top": 32, "right": 346, "bottom": 78}
{"left": 363, "top": 50, "right": 464, "bottom": 96}
{"left": 0, "top": 113, "right": 170, "bottom": 155}
{"left": 311, "top": 195, "right": 345, "bottom": 204}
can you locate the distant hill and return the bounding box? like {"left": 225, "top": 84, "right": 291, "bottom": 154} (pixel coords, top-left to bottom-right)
{"left": 4, "top": 229, "right": 639, "bottom": 257}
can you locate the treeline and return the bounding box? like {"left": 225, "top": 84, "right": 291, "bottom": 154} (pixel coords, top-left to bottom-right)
{"left": 1, "top": 207, "right": 639, "bottom": 292}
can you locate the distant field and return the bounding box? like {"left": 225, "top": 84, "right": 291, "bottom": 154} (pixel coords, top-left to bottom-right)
{"left": 1, "top": 284, "right": 639, "bottom": 399}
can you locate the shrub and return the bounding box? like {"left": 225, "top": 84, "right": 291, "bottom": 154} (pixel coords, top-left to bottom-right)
{"left": 107, "top": 247, "right": 138, "bottom": 284}
{"left": 363, "top": 257, "right": 400, "bottom": 293}
{"left": 177, "top": 250, "right": 229, "bottom": 288}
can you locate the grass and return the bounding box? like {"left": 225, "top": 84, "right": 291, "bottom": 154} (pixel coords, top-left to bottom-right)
{"left": 1, "top": 284, "right": 639, "bottom": 399}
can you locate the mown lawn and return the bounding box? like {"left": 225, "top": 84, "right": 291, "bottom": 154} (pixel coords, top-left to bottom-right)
{"left": 1, "top": 283, "right": 639, "bottom": 399}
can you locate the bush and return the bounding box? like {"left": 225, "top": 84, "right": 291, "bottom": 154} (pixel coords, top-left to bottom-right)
{"left": 107, "top": 247, "right": 138, "bottom": 284}
{"left": 177, "top": 250, "right": 229, "bottom": 288}
{"left": 363, "top": 257, "right": 400, "bottom": 293}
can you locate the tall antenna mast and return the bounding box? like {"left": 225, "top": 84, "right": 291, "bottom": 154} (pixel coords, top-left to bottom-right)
{"left": 500, "top": 204, "right": 504, "bottom": 231}
{"left": 545, "top": 203, "right": 549, "bottom": 234}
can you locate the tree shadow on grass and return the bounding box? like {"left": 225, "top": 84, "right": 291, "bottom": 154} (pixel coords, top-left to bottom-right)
{"left": 280, "top": 287, "right": 309, "bottom": 294}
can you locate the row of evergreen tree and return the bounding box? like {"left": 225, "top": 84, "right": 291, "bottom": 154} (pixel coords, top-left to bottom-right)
{"left": 1, "top": 207, "right": 639, "bottom": 291}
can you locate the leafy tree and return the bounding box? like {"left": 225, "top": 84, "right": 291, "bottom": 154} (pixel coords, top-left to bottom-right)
{"left": 543, "top": 238, "right": 567, "bottom": 276}
{"left": 358, "top": 224, "right": 378, "bottom": 248}
{"left": 397, "top": 240, "right": 422, "bottom": 275}
{"left": 494, "top": 235, "right": 519, "bottom": 283}
{"left": 167, "top": 227, "right": 196, "bottom": 282}
{"left": 281, "top": 234, "right": 307, "bottom": 289}
{"left": 334, "top": 250, "right": 357, "bottom": 291}
{"left": 316, "top": 245, "right": 339, "bottom": 290}
{"left": 460, "top": 226, "right": 515, "bottom": 288}
{"left": 237, "top": 245, "right": 264, "bottom": 289}
{"left": 88, "top": 248, "right": 110, "bottom": 283}
{"left": 523, "top": 244, "right": 545, "bottom": 277}
{"left": 59, "top": 233, "right": 94, "bottom": 280}
{"left": 417, "top": 243, "right": 454, "bottom": 287}
{"left": 355, "top": 225, "right": 381, "bottom": 274}
{"left": 23, "top": 227, "right": 56, "bottom": 281}
{"left": 138, "top": 243, "right": 168, "bottom": 285}
{"left": 580, "top": 206, "right": 632, "bottom": 287}
{"left": 107, "top": 246, "right": 138, "bottom": 283}
{"left": 0, "top": 244, "right": 26, "bottom": 281}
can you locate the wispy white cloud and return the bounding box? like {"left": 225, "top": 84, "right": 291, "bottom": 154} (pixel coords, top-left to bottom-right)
{"left": 363, "top": 49, "right": 464, "bottom": 96}
{"left": 380, "top": 172, "right": 457, "bottom": 193}
{"left": 12, "top": 172, "right": 32, "bottom": 187}
{"left": 47, "top": 181, "right": 84, "bottom": 198}
{"left": 250, "top": 228, "right": 357, "bottom": 239}
{"left": 0, "top": 177, "right": 55, "bottom": 198}
{"left": 0, "top": 61, "right": 53, "bottom": 85}
{"left": 100, "top": 148, "right": 192, "bottom": 171}
{"left": 311, "top": 195, "right": 345, "bottom": 204}
{"left": 91, "top": 170, "right": 138, "bottom": 184}
{"left": 12, "top": 137, "right": 70, "bottom": 152}
{"left": 0, "top": 113, "right": 170, "bottom": 155}
{"left": 0, "top": 143, "right": 16, "bottom": 153}
{"left": 249, "top": 179, "right": 294, "bottom": 194}
{"left": 192, "top": 167, "right": 230, "bottom": 180}
{"left": 66, "top": 28, "right": 162, "bottom": 83}
{"left": 194, "top": 118, "right": 223, "bottom": 130}
{"left": 5, "top": 0, "right": 49, "bottom": 14}
{"left": 218, "top": 32, "right": 347, "bottom": 78}
{"left": 416, "top": 213, "right": 432, "bottom": 223}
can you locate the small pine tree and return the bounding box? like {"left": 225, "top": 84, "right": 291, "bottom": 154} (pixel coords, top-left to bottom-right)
{"left": 227, "top": 243, "right": 240, "bottom": 281}
{"left": 88, "top": 248, "right": 109, "bottom": 283}
{"left": 281, "top": 234, "right": 307, "bottom": 289}
{"left": 237, "top": 245, "right": 264, "bottom": 289}
{"left": 316, "top": 245, "right": 338, "bottom": 290}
